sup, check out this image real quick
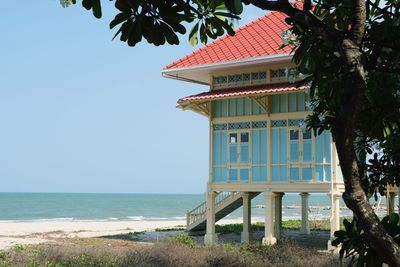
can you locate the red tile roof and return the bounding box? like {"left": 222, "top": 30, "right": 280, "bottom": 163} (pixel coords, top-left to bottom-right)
{"left": 178, "top": 83, "right": 304, "bottom": 104}
{"left": 165, "top": 11, "right": 291, "bottom": 70}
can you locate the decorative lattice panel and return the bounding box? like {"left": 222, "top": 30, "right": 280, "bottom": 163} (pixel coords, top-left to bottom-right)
{"left": 228, "top": 122, "right": 251, "bottom": 130}
{"left": 213, "top": 123, "right": 228, "bottom": 131}
{"left": 213, "top": 76, "right": 227, "bottom": 85}
{"left": 288, "top": 119, "right": 305, "bottom": 127}
{"left": 259, "top": 71, "right": 267, "bottom": 79}
{"left": 271, "top": 120, "right": 287, "bottom": 127}
{"left": 252, "top": 121, "right": 268, "bottom": 129}
{"left": 251, "top": 72, "right": 259, "bottom": 80}
{"left": 235, "top": 74, "right": 243, "bottom": 82}
{"left": 271, "top": 68, "right": 286, "bottom": 79}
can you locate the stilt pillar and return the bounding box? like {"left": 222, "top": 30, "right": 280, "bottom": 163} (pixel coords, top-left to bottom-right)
{"left": 274, "top": 192, "right": 284, "bottom": 239}
{"left": 388, "top": 192, "right": 396, "bottom": 216}
{"left": 204, "top": 191, "right": 217, "bottom": 245}
{"left": 262, "top": 191, "right": 277, "bottom": 245}
{"left": 327, "top": 191, "right": 341, "bottom": 252}
{"left": 241, "top": 192, "right": 252, "bottom": 242}
{"left": 398, "top": 189, "right": 400, "bottom": 213}
{"left": 300, "top": 192, "right": 310, "bottom": 235}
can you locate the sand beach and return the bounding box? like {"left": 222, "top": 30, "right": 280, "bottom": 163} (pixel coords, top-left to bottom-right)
{"left": 0, "top": 218, "right": 246, "bottom": 250}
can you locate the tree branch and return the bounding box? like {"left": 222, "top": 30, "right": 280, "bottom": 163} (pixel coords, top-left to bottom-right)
{"left": 304, "top": 0, "right": 311, "bottom": 11}
{"left": 349, "top": 0, "right": 366, "bottom": 45}
{"left": 249, "top": 0, "right": 341, "bottom": 42}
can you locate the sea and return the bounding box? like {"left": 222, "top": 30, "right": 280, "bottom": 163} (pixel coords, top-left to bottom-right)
{"left": 0, "top": 192, "right": 389, "bottom": 223}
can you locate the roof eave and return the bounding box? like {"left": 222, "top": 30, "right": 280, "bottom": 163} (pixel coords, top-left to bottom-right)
{"left": 161, "top": 53, "right": 293, "bottom": 85}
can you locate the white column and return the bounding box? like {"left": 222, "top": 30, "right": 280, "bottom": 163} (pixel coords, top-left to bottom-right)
{"left": 274, "top": 192, "right": 284, "bottom": 239}
{"left": 327, "top": 191, "right": 341, "bottom": 252}
{"left": 329, "top": 192, "right": 341, "bottom": 237}
{"left": 300, "top": 192, "right": 310, "bottom": 234}
{"left": 204, "top": 191, "right": 217, "bottom": 245}
{"left": 262, "top": 191, "right": 277, "bottom": 245}
{"left": 241, "top": 192, "right": 251, "bottom": 242}
{"left": 388, "top": 192, "right": 396, "bottom": 216}
{"left": 398, "top": 189, "right": 400, "bottom": 213}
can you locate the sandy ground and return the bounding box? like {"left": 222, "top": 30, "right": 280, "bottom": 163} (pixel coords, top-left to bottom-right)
{"left": 0, "top": 218, "right": 244, "bottom": 250}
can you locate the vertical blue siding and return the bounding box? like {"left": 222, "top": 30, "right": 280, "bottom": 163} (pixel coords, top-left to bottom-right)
{"left": 240, "top": 169, "right": 249, "bottom": 181}
{"left": 272, "top": 129, "right": 279, "bottom": 164}
{"left": 289, "top": 93, "right": 296, "bottom": 112}
{"left": 221, "top": 132, "right": 227, "bottom": 165}
{"left": 316, "top": 166, "right": 324, "bottom": 182}
{"left": 229, "top": 99, "right": 236, "bottom": 116}
{"left": 213, "top": 132, "right": 220, "bottom": 165}
{"left": 229, "top": 144, "right": 238, "bottom": 164}
{"left": 297, "top": 93, "right": 305, "bottom": 111}
{"left": 260, "top": 130, "right": 267, "bottom": 164}
{"left": 237, "top": 98, "right": 243, "bottom": 116}
{"left": 252, "top": 131, "right": 260, "bottom": 164}
{"left": 252, "top": 99, "right": 260, "bottom": 114}
{"left": 324, "top": 166, "right": 331, "bottom": 181}
{"left": 279, "top": 129, "right": 287, "bottom": 164}
{"left": 290, "top": 167, "right": 299, "bottom": 181}
{"left": 324, "top": 132, "right": 331, "bottom": 162}
{"left": 302, "top": 167, "right": 312, "bottom": 180}
{"left": 221, "top": 100, "right": 228, "bottom": 117}
{"left": 244, "top": 97, "right": 251, "bottom": 115}
{"left": 316, "top": 134, "right": 323, "bottom": 163}
{"left": 272, "top": 95, "right": 279, "bottom": 113}
{"left": 303, "top": 140, "right": 312, "bottom": 162}
{"left": 241, "top": 144, "right": 249, "bottom": 163}
{"left": 229, "top": 168, "right": 238, "bottom": 181}
{"left": 280, "top": 95, "right": 287, "bottom": 113}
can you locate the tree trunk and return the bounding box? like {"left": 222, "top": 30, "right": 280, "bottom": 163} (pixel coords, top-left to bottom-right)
{"left": 251, "top": 0, "right": 400, "bottom": 264}
{"left": 331, "top": 38, "right": 400, "bottom": 266}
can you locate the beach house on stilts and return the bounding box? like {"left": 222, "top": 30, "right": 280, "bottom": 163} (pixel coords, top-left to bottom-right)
{"left": 162, "top": 11, "right": 348, "bottom": 248}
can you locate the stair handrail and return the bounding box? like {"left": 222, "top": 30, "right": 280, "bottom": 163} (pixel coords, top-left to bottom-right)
{"left": 187, "top": 191, "right": 241, "bottom": 227}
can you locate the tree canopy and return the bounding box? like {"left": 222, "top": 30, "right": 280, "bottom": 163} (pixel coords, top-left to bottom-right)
{"left": 63, "top": 0, "right": 400, "bottom": 265}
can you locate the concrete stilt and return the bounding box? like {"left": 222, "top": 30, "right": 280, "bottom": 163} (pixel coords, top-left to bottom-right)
{"left": 300, "top": 192, "right": 310, "bottom": 235}
{"left": 262, "top": 191, "right": 277, "bottom": 245}
{"left": 204, "top": 191, "right": 217, "bottom": 245}
{"left": 388, "top": 192, "right": 396, "bottom": 216}
{"left": 241, "top": 192, "right": 252, "bottom": 242}
{"left": 274, "top": 192, "right": 284, "bottom": 239}
{"left": 327, "top": 192, "right": 341, "bottom": 252}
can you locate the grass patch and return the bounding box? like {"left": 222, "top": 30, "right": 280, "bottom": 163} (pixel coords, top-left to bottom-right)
{"left": 154, "top": 226, "right": 185, "bottom": 232}
{"left": 0, "top": 236, "right": 340, "bottom": 267}
{"left": 101, "top": 231, "right": 144, "bottom": 241}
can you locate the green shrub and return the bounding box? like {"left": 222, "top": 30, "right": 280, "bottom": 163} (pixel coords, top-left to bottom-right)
{"left": 332, "top": 214, "right": 400, "bottom": 266}
{"left": 14, "top": 244, "right": 25, "bottom": 252}
{"left": 172, "top": 234, "right": 199, "bottom": 248}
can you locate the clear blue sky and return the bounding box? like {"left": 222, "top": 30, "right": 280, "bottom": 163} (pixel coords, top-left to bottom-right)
{"left": 0, "top": 1, "right": 265, "bottom": 194}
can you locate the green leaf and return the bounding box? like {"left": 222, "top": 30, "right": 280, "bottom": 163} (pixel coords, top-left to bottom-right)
{"left": 199, "top": 23, "right": 207, "bottom": 44}
{"left": 214, "top": 11, "right": 240, "bottom": 19}
{"left": 115, "top": 0, "right": 132, "bottom": 12}
{"left": 189, "top": 24, "right": 199, "bottom": 46}
{"left": 82, "top": 0, "right": 102, "bottom": 18}
{"left": 225, "top": 0, "right": 243, "bottom": 14}
{"left": 92, "top": 0, "right": 102, "bottom": 18}
{"left": 110, "top": 13, "right": 130, "bottom": 29}
{"left": 82, "top": 0, "right": 92, "bottom": 10}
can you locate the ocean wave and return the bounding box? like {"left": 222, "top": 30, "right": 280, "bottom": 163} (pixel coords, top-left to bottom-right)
{"left": 0, "top": 217, "right": 76, "bottom": 223}
{"left": 126, "top": 216, "right": 186, "bottom": 221}
{"left": 127, "top": 216, "right": 145, "bottom": 221}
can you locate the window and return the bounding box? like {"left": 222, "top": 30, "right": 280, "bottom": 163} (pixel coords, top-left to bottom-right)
{"left": 241, "top": 133, "right": 249, "bottom": 143}
{"left": 230, "top": 133, "right": 237, "bottom": 143}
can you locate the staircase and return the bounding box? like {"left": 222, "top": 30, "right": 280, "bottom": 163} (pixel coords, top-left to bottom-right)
{"left": 186, "top": 191, "right": 261, "bottom": 232}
